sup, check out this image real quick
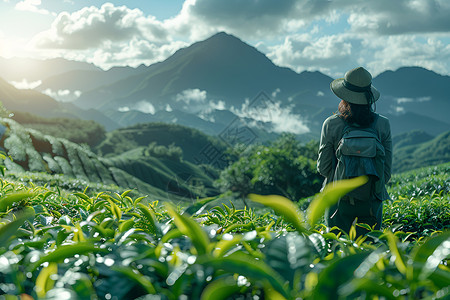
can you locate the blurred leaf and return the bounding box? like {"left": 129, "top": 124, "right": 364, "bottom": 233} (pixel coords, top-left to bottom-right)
{"left": 308, "top": 176, "right": 368, "bottom": 226}
{"left": 385, "top": 232, "right": 407, "bottom": 275}
{"left": 166, "top": 203, "right": 210, "bottom": 255}
{"left": 412, "top": 231, "right": 450, "bottom": 281}
{"left": 112, "top": 266, "right": 156, "bottom": 294}
{"left": 31, "top": 242, "right": 106, "bottom": 270}
{"left": 183, "top": 196, "right": 218, "bottom": 216}
{"left": 35, "top": 262, "right": 57, "bottom": 298}
{"left": 339, "top": 278, "right": 397, "bottom": 299}
{"left": 312, "top": 252, "right": 370, "bottom": 300}
{"left": 308, "top": 233, "right": 327, "bottom": 259}
{"left": 213, "top": 235, "right": 243, "bottom": 257}
{"left": 201, "top": 251, "right": 289, "bottom": 298}
{"left": 248, "top": 194, "right": 307, "bottom": 234}
{"left": 0, "top": 191, "right": 35, "bottom": 212}
{"left": 0, "top": 207, "right": 35, "bottom": 247}
{"left": 263, "top": 232, "right": 315, "bottom": 286}
{"left": 200, "top": 276, "right": 241, "bottom": 300}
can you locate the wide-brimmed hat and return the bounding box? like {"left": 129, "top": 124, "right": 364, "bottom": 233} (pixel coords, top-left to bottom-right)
{"left": 330, "top": 67, "right": 380, "bottom": 105}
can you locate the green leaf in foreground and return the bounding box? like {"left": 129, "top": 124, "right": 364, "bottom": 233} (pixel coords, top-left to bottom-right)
{"left": 201, "top": 251, "right": 289, "bottom": 299}
{"left": 200, "top": 276, "right": 242, "bottom": 300}
{"left": 165, "top": 203, "right": 210, "bottom": 255}
{"left": 248, "top": 194, "right": 307, "bottom": 234}
{"left": 0, "top": 191, "right": 35, "bottom": 212}
{"left": 0, "top": 207, "right": 35, "bottom": 246}
{"left": 412, "top": 231, "right": 450, "bottom": 281}
{"left": 307, "top": 176, "right": 368, "bottom": 226}
{"left": 31, "top": 242, "right": 107, "bottom": 270}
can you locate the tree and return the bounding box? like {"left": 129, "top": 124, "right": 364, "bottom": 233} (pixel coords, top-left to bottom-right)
{"left": 215, "top": 134, "right": 322, "bottom": 201}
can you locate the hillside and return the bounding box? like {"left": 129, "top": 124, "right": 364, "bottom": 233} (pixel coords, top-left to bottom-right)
{"left": 0, "top": 77, "right": 119, "bottom": 130}
{"left": 0, "top": 57, "right": 99, "bottom": 82}
{"left": 373, "top": 67, "right": 450, "bottom": 124}
{"left": 95, "top": 122, "right": 230, "bottom": 165}
{"left": 393, "top": 130, "right": 450, "bottom": 173}
{"left": 0, "top": 118, "right": 218, "bottom": 201}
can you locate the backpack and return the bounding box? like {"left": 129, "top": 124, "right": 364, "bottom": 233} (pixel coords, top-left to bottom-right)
{"left": 333, "top": 114, "right": 386, "bottom": 202}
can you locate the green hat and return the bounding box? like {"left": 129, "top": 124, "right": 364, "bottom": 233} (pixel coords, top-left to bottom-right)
{"left": 330, "top": 67, "right": 380, "bottom": 105}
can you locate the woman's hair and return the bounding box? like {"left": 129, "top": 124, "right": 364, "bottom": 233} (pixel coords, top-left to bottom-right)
{"left": 338, "top": 100, "right": 375, "bottom": 127}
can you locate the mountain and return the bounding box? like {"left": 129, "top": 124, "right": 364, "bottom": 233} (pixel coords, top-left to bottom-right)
{"left": 393, "top": 130, "right": 450, "bottom": 173}
{"left": 0, "top": 57, "right": 99, "bottom": 82}
{"left": 35, "top": 64, "right": 149, "bottom": 93}
{"left": 74, "top": 32, "right": 336, "bottom": 112}
{"left": 0, "top": 76, "right": 120, "bottom": 130}
{"left": 2, "top": 32, "right": 449, "bottom": 140}
{"left": 373, "top": 67, "right": 450, "bottom": 124}
{"left": 392, "top": 130, "right": 434, "bottom": 149}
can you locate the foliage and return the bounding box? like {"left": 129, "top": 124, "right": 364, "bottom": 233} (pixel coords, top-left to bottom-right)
{"left": 0, "top": 118, "right": 216, "bottom": 201}
{"left": 216, "top": 134, "right": 322, "bottom": 201}
{"left": 94, "top": 122, "right": 228, "bottom": 164}
{"left": 12, "top": 111, "right": 106, "bottom": 147}
{"left": 0, "top": 173, "right": 449, "bottom": 299}
{"left": 145, "top": 142, "right": 184, "bottom": 161}
{"left": 393, "top": 130, "right": 450, "bottom": 173}
{"left": 383, "top": 163, "right": 450, "bottom": 239}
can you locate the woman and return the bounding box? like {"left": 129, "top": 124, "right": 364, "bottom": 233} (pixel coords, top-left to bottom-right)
{"left": 317, "top": 67, "right": 392, "bottom": 235}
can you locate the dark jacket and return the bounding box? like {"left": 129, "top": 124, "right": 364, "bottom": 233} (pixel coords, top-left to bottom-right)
{"left": 317, "top": 113, "right": 392, "bottom": 200}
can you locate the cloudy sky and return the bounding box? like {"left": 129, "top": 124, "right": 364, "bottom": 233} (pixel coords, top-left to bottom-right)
{"left": 0, "top": 0, "right": 449, "bottom": 77}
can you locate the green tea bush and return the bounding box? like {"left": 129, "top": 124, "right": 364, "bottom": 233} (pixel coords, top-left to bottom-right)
{"left": 384, "top": 163, "right": 450, "bottom": 238}
{"left": 1, "top": 175, "right": 448, "bottom": 299}
{"left": 42, "top": 153, "right": 63, "bottom": 174}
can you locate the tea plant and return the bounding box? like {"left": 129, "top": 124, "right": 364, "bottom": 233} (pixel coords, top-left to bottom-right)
{"left": 1, "top": 174, "right": 449, "bottom": 299}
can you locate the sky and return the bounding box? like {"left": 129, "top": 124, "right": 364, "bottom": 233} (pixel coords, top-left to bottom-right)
{"left": 0, "top": 0, "right": 449, "bottom": 78}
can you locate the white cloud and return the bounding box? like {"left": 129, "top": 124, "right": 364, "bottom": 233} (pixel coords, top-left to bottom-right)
{"left": 176, "top": 88, "right": 207, "bottom": 104}
{"left": 33, "top": 3, "right": 169, "bottom": 49}
{"left": 41, "top": 89, "right": 82, "bottom": 102}
{"left": 396, "top": 96, "right": 432, "bottom": 104}
{"left": 23, "top": 0, "right": 450, "bottom": 75}
{"left": 366, "top": 36, "right": 450, "bottom": 76}
{"left": 134, "top": 101, "right": 155, "bottom": 114}
{"left": 209, "top": 100, "right": 226, "bottom": 110}
{"left": 118, "top": 106, "right": 130, "bottom": 112}
{"left": 117, "top": 101, "right": 155, "bottom": 114}
{"left": 418, "top": 96, "right": 431, "bottom": 102}
{"left": 9, "top": 79, "right": 42, "bottom": 89}
{"left": 268, "top": 33, "right": 354, "bottom": 76}
{"left": 396, "top": 97, "right": 414, "bottom": 104}
{"left": 347, "top": 0, "right": 450, "bottom": 35}
{"left": 165, "top": 104, "right": 173, "bottom": 112}
{"left": 232, "top": 99, "right": 309, "bottom": 135}
{"left": 15, "top": 0, "right": 53, "bottom": 15}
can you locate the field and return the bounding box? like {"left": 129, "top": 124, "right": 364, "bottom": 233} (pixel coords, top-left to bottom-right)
{"left": 0, "top": 161, "right": 449, "bottom": 299}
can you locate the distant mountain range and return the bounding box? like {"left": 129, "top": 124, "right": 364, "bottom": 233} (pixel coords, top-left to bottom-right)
{"left": 0, "top": 32, "right": 449, "bottom": 139}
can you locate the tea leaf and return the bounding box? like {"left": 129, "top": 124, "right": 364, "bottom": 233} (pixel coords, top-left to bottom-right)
{"left": 0, "top": 207, "right": 35, "bottom": 246}
{"left": 35, "top": 262, "right": 58, "bottom": 298}
{"left": 31, "top": 242, "right": 106, "bottom": 270}
{"left": 0, "top": 191, "right": 35, "bottom": 212}
{"left": 200, "top": 276, "right": 242, "bottom": 300}
{"left": 308, "top": 176, "right": 368, "bottom": 226}
{"left": 166, "top": 203, "right": 210, "bottom": 255}
{"left": 248, "top": 194, "right": 307, "bottom": 234}
{"left": 112, "top": 266, "right": 156, "bottom": 294}
{"left": 201, "top": 251, "right": 289, "bottom": 298}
